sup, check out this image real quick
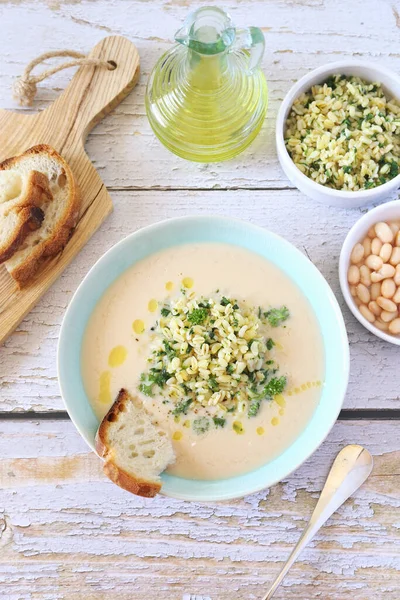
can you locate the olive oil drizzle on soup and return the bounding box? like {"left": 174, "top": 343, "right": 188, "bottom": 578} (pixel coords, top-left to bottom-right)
{"left": 81, "top": 243, "right": 324, "bottom": 480}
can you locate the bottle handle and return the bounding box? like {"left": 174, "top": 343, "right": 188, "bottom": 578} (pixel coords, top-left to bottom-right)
{"left": 232, "top": 26, "right": 265, "bottom": 71}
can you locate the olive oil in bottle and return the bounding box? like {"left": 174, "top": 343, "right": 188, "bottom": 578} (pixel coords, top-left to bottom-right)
{"left": 146, "top": 6, "right": 268, "bottom": 163}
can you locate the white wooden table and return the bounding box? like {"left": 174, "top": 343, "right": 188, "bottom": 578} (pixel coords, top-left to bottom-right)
{"left": 0, "top": 1, "right": 399, "bottom": 598}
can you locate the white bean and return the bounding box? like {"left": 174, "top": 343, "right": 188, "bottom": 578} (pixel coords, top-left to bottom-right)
{"left": 380, "top": 243, "right": 393, "bottom": 263}
{"left": 375, "top": 319, "right": 389, "bottom": 331}
{"left": 381, "top": 278, "right": 396, "bottom": 299}
{"left": 350, "top": 243, "right": 364, "bottom": 264}
{"left": 359, "top": 265, "right": 371, "bottom": 287}
{"left": 362, "top": 237, "right": 371, "bottom": 256}
{"left": 381, "top": 310, "right": 398, "bottom": 323}
{"left": 378, "top": 264, "right": 396, "bottom": 279}
{"left": 389, "top": 222, "right": 400, "bottom": 236}
{"left": 359, "top": 304, "right": 375, "bottom": 323}
{"left": 368, "top": 301, "right": 381, "bottom": 317}
{"left": 347, "top": 265, "right": 360, "bottom": 285}
{"left": 370, "top": 282, "right": 381, "bottom": 300}
{"left": 368, "top": 226, "right": 376, "bottom": 239}
{"left": 377, "top": 296, "right": 397, "bottom": 312}
{"left": 350, "top": 285, "right": 357, "bottom": 297}
{"left": 396, "top": 231, "right": 400, "bottom": 247}
{"left": 394, "top": 265, "right": 400, "bottom": 286}
{"left": 371, "top": 271, "right": 385, "bottom": 283}
{"left": 365, "top": 254, "right": 383, "bottom": 271}
{"left": 356, "top": 283, "right": 370, "bottom": 304}
{"left": 371, "top": 237, "right": 383, "bottom": 256}
{"left": 390, "top": 247, "right": 400, "bottom": 266}
{"left": 389, "top": 318, "right": 400, "bottom": 335}
{"left": 393, "top": 287, "right": 400, "bottom": 304}
{"left": 375, "top": 221, "right": 394, "bottom": 244}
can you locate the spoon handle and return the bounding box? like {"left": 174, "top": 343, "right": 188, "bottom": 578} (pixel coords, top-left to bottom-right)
{"left": 262, "top": 445, "right": 373, "bottom": 600}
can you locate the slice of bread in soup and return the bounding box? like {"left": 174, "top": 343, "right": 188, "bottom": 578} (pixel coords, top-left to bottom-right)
{"left": 96, "top": 389, "right": 175, "bottom": 498}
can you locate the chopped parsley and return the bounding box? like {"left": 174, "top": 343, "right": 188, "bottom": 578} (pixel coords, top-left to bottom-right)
{"left": 264, "top": 376, "right": 287, "bottom": 398}
{"left": 208, "top": 376, "right": 219, "bottom": 392}
{"left": 139, "top": 367, "right": 170, "bottom": 397}
{"left": 213, "top": 416, "right": 226, "bottom": 428}
{"left": 163, "top": 340, "right": 176, "bottom": 359}
{"left": 160, "top": 307, "right": 171, "bottom": 317}
{"left": 389, "top": 160, "right": 399, "bottom": 179}
{"left": 265, "top": 306, "right": 290, "bottom": 327}
{"left": 187, "top": 307, "right": 209, "bottom": 325}
{"left": 220, "top": 296, "right": 231, "bottom": 306}
{"left": 198, "top": 301, "right": 211, "bottom": 309}
{"left": 248, "top": 397, "right": 262, "bottom": 417}
{"left": 193, "top": 417, "right": 210, "bottom": 435}
{"left": 172, "top": 398, "right": 193, "bottom": 416}
{"left": 266, "top": 338, "right": 275, "bottom": 351}
{"left": 139, "top": 382, "right": 154, "bottom": 397}
{"left": 342, "top": 166, "right": 352, "bottom": 174}
{"left": 323, "top": 75, "right": 336, "bottom": 89}
{"left": 149, "top": 367, "right": 169, "bottom": 388}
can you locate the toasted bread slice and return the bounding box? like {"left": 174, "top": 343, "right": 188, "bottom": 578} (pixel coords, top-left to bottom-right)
{"left": 0, "top": 169, "right": 52, "bottom": 263}
{"left": 3, "top": 145, "right": 80, "bottom": 287}
{"left": 96, "top": 389, "right": 175, "bottom": 498}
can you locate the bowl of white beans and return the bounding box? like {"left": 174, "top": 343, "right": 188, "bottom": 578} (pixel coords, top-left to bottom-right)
{"left": 339, "top": 200, "right": 400, "bottom": 344}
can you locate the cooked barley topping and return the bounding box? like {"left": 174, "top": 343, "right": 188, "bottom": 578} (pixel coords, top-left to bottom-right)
{"left": 285, "top": 75, "right": 400, "bottom": 191}
{"left": 138, "top": 292, "right": 290, "bottom": 428}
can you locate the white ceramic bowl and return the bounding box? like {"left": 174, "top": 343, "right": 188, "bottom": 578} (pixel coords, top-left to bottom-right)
{"left": 276, "top": 61, "right": 400, "bottom": 208}
{"left": 339, "top": 200, "right": 400, "bottom": 345}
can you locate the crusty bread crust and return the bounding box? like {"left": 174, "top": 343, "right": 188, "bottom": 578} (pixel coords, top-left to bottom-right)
{"left": 4, "top": 145, "right": 80, "bottom": 287}
{"left": 0, "top": 170, "right": 52, "bottom": 263}
{"left": 103, "top": 461, "right": 162, "bottom": 498}
{"left": 95, "top": 389, "right": 162, "bottom": 498}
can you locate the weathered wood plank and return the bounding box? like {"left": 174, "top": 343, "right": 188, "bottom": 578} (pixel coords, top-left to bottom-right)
{"left": 0, "top": 2, "right": 399, "bottom": 599}
{"left": 0, "top": 419, "right": 399, "bottom": 599}
{"left": 0, "top": 0, "right": 400, "bottom": 189}
{"left": 1, "top": 189, "right": 399, "bottom": 412}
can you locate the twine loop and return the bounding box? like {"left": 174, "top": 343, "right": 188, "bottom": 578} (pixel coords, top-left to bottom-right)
{"left": 13, "top": 50, "right": 113, "bottom": 106}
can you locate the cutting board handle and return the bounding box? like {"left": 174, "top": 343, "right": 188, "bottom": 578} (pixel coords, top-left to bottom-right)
{"left": 40, "top": 36, "right": 140, "bottom": 144}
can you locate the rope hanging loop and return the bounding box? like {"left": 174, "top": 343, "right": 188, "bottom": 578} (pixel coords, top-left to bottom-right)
{"left": 13, "top": 49, "right": 113, "bottom": 107}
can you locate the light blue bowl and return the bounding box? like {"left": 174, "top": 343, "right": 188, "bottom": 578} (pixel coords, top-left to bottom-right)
{"left": 58, "top": 216, "right": 349, "bottom": 501}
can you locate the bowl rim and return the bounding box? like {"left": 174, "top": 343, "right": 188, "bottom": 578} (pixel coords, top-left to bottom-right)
{"left": 58, "top": 215, "right": 350, "bottom": 501}
{"left": 339, "top": 200, "right": 400, "bottom": 345}
{"left": 276, "top": 59, "right": 400, "bottom": 199}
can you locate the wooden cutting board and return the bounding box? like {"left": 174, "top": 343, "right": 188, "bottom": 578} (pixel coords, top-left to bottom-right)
{"left": 0, "top": 36, "right": 140, "bottom": 345}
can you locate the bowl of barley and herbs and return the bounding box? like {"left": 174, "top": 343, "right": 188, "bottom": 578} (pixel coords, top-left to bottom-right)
{"left": 276, "top": 61, "right": 400, "bottom": 208}
{"left": 339, "top": 200, "right": 400, "bottom": 345}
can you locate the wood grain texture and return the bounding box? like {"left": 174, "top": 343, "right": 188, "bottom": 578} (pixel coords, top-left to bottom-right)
{"left": 0, "top": 1, "right": 399, "bottom": 598}
{"left": 0, "top": 35, "right": 140, "bottom": 344}
{"left": 1, "top": 189, "right": 399, "bottom": 412}
{"left": 0, "top": 419, "right": 399, "bottom": 599}
{"left": 1, "top": 0, "right": 399, "bottom": 190}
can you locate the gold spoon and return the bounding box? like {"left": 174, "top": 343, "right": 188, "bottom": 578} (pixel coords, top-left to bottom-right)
{"left": 262, "top": 445, "right": 373, "bottom": 600}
